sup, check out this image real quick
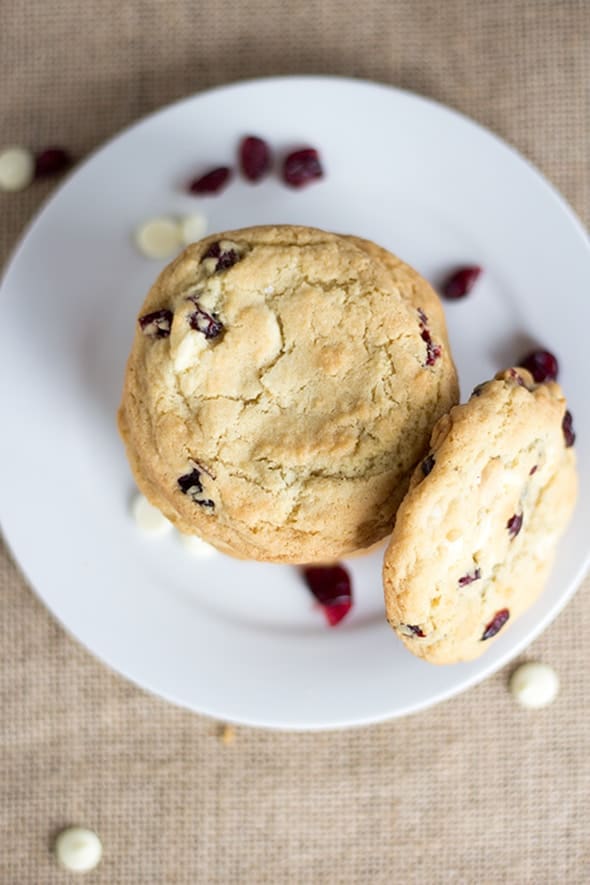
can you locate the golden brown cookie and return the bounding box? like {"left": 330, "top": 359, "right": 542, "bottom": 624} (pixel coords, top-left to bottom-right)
{"left": 119, "top": 225, "right": 458, "bottom": 562}
{"left": 383, "top": 369, "right": 578, "bottom": 663}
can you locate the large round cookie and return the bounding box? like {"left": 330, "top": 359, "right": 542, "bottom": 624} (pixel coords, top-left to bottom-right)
{"left": 383, "top": 368, "right": 577, "bottom": 663}
{"left": 119, "top": 225, "right": 458, "bottom": 562}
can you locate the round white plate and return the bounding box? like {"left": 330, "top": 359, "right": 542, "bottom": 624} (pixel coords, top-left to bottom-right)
{"left": 1, "top": 77, "right": 588, "bottom": 730}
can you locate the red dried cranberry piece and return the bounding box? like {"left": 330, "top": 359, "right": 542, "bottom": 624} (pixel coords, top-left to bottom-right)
{"left": 35, "top": 147, "right": 72, "bottom": 177}
{"left": 421, "top": 330, "right": 442, "bottom": 366}
{"left": 417, "top": 309, "right": 442, "bottom": 367}
{"left": 240, "top": 136, "right": 271, "bottom": 181}
{"left": 282, "top": 148, "right": 323, "bottom": 188}
{"left": 405, "top": 624, "right": 426, "bottom": 638}
{"left": 202, "top": 241, "right": 240, "bottom": 272}
{"left": 529, "top": 465, "right": 538, "bottom": 475}
{"left": 177, "top": 468, "right": 203, "bottom": 498}
{"left": 458, "top": 568, "right": 481, "bottom": 587}
{"left": 507, "top": 513, "right": 523, "bottom": 539}
{"left": 302, "top": 565, "right": 352, "bottom": 627}
{"left": 442, "top": 266, "right": 482, "bottom": 299}
{"left": 189, "top": 166, "right": 232, "bottom": 195}
{"left": 138, "top": 308, "right": 173, "bottom": 338}
{"left": 507, "top": 368, "right": 526, "bottom": 387}
{"left": 421, "top": 455, "right": 435, "bottom": 477}
{"left": 519, "top": 349, "right": 559, "bottom": 383}
{"left": 187, "top": 299, "right": 224, "bottom": 339}
{"left": 177, "top": 468, "right": 215, "bottom": 510}
{"left": 481, "top": 608, "right": 510, "bottom": 641}
{"left": 562, "top": 410, "right": 575, "bottom": 447}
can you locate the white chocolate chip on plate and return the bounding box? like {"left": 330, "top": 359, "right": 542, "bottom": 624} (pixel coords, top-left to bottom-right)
{"left": 509, "top": 661, "right": 559, "bottom": 709}
{"left": 179, "top": 213, "right": 208, "bottom": 245}
{"left": 131, "top": 493, "right": 173, "bottom": 536}
{"left": 0, "top": 146, "right": 35, "bottom": 191}
{"left": 54, "top": 827, "right": 103, "bottom": 873}
{"left": 134, "top": 216, "right": 182, "bottom": 259}
{"left": 178, "top": 532, "right": 218, "bottom": 557}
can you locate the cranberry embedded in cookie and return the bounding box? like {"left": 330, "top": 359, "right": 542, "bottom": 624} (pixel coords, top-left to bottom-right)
{"left": 481, "top": 608, "right": 510, "bottom": 641}
{"left": 139, "top": 309, "right": 173, "bottom": 338}
{"left": 187, "top": 299, "right": 224, "bottom": 339}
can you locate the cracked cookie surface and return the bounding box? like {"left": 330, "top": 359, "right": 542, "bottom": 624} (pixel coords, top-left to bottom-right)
{"left": 383, "top": 368, "right": 578, "bottom": 663}
{"left": 119, "top": 225, "right": 458, "bottom": 562}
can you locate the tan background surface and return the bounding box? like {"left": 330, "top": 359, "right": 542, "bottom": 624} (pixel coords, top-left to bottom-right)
{"left": 1, "top": 1, "right": 589, "bottom": 882}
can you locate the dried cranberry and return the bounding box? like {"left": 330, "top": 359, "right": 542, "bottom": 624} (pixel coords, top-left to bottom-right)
{"left": 177, "top": 468, "right": 215, "bottom": 510}
{"left": 481, "top": 608, "right": 510, "bottom": 641}
{"left": 421, "top": 455, "right": 435, "bottom": 477}
{"left": 187, "top": 300, "right": 224, "bottom": 339}
{"left": 562, "top": 410, "right": 576, "bottom": 447}
{"left": 282, "top": 148, "right": 323, "bottom": 188}
{"left": 458, "top": 568, "right": 481, "bottom": 587}
{"left": 189, "top": 166, "right": 232, "bottom": 195}
{"left": 202, "top": 241, "right": 240, "bottom": 272}
{"left": 177, "top": 468, "right": 203, "bottom": 498}
{"left": 442, "top": 266, "right": 482, "bottom": 299}
{"left": 302, "top": 565, "right": 352, "bottom": 627}
{"left": 507, "top": 368, "right": 526, "bottom": 387}
{"left": 405, "top": 624, "right": 426, "bottom": 638}
{"left": 421, "top": 330, "right": 442, "bottom": 366}
{"left": 507, "top": 513, "right": 523, "bottom": 539}
{"left": 529, "top": 465, "right": 538, "bottom": 475}
{"left": 239, "top": 136, "right": 271, "bottom": 181}
{"left": 519, "top": 349, "right": 558, "bottom": 383}
{"left": 417, "top": 309, "right": 442, "bottom": 366}
{"left": 138, "top": 308, "right": 173, "bottom": 339}
{"left": 471, "top": 382, "right": 487, "bottom": 398}
{"left": 35, "top": 147, "right": 72, "bottom": 177}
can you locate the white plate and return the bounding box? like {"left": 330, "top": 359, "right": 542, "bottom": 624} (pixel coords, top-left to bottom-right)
{"left": 1, "top": 76, "right": 588, "bottom": 730}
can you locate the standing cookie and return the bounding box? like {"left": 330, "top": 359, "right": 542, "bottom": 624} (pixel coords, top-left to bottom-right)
{"left": 383, "top": 368, "right": 577, "bottom": 663}
{"left": 119, "top": 225, "right": 458, "bottom": 562}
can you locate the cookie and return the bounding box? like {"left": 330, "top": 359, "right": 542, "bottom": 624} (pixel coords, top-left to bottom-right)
{"left": 118, "top": 225, "right": 458, "bottom": 562}
{"left": 383, "top": 368, "right": 577, "bottom": 663}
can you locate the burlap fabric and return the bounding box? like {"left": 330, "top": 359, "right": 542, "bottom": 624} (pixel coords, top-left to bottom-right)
{"left": 1, "top": 2, "right": 589, "bottom": 882}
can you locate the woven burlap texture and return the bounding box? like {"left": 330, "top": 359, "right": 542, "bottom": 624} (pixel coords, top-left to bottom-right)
{"left": 1, "top": 1, "right": 589, "bottom": 883}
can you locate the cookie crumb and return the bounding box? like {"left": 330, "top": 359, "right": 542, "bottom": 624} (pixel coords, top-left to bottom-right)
{"left": 218, "top": 724, "right": 236, "bottom": 745}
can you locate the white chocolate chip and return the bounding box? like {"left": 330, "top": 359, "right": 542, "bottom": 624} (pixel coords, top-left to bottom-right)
{"left": 134, "top": 217, "right": 182, "bottom": 259}
{"left": 131, "top": 493, "right": 173, "bottom": 535}
{"left": 510, "top": 662, "right": 559, "bottom": 709}
{"left": 54, "top": 827, "right": 102, "bottom": 872}
{"left": 0, "top": 146, "right": 35, "bottom": 191}
{"left": 178, "top": 532, "right": 217, "bottom": 557}
{"left": 179, "top": 213, "right": 208, "bottom": 245}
